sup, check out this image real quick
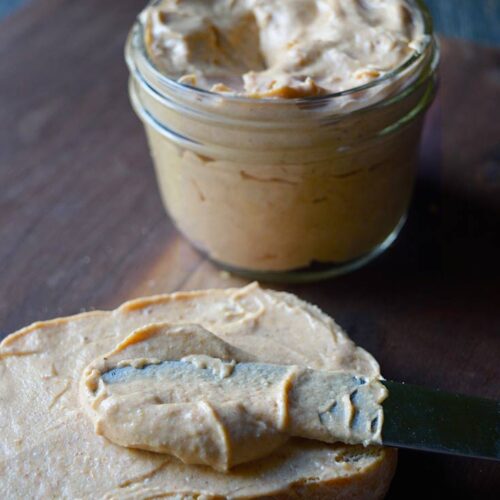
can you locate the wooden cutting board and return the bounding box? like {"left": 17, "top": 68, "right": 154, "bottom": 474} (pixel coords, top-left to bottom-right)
{"left": 0, "top": 0, "right": 499, "bottom": 497}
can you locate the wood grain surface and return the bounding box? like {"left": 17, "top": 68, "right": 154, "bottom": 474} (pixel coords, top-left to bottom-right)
{"left": 0, "top": 0, "right": 499, "bottom": 498}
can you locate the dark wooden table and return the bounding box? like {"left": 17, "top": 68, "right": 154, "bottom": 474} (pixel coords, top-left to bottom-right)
{"left": 1, "top": 0, "right": 499, "bottom": 498}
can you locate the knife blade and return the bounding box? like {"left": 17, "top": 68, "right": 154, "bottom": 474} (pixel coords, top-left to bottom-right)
{"left": 382, "top": 380, "right": 500, "bottom": 460}
{"left": 98, "top": 357, "right": 500, "bottom": 461}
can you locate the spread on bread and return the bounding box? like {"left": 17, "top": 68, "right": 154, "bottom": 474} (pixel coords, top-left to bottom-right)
{"left": 80, "top": 323, "right": 386, "bottom": 471}
{"left": 1, "top": 284, "right": 397, "bottom": 498}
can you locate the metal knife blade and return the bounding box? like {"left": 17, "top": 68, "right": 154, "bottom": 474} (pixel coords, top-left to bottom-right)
{"left": 382, "top": 380, "right": 500, "bottom": 460}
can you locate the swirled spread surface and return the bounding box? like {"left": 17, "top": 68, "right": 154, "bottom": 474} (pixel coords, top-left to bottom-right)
{"left": 80, "top": 324, "right": 386, "bottom": 471}
{"left": 143, "top": 0, "right": 426, "bottom": 97}
{"left": 0, "top": 283, "right": 396, "bottom": 498}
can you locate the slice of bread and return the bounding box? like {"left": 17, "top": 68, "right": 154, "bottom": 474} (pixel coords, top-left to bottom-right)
{"left": 0, "top": 283, "right": 396, "bottom": 499}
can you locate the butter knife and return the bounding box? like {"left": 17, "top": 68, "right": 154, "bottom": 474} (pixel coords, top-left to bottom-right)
{"left": 382, "top": 380, "right": 500, "bottom": 460}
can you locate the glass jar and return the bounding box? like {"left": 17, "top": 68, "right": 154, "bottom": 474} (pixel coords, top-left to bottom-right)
{"left": 125, "top": 0, "right": 439, "bottom": 283}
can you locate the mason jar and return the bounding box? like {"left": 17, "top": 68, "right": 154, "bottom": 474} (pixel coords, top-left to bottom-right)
{"left": 125, "top": 1, "right": 439, "bottom": 283}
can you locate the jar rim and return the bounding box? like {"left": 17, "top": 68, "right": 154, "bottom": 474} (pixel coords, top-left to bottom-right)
{"left": 129, "top": 0, "right": 435, "bottom": 106}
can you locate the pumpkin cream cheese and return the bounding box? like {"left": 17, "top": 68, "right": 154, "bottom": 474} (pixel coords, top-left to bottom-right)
{"left": 128, "top": 0, "right": 435, "bottom": 273}
{"left": 143, "top": 0, "right": 425, "bottom": 97}
{"left": 80, "top": 324, "right": 386, "bottom": 472}
{"left": 0, "top": 284, "right": 396, "bottom": 498}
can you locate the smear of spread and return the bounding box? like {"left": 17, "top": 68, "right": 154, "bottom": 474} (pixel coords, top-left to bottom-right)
{"left": 80, "top": 323, "right": 386, "bottom": 471}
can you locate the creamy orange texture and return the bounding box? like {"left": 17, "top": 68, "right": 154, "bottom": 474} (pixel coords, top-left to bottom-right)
{"left": 80, "top": 323, "right": 386, "bottom": 472}
{"left": 0, "top": 284, "right": 397, "bottom": 498}
{"left": 143, "top": 0, "right": 425, "bottom": 97}
{"left": 129, "top": 0, "right": 433, "bottom": 272}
